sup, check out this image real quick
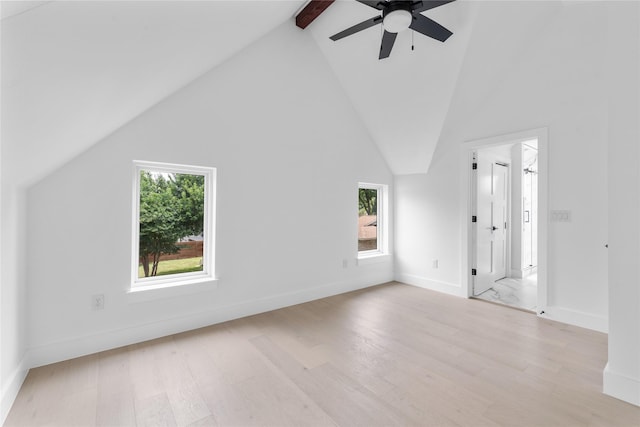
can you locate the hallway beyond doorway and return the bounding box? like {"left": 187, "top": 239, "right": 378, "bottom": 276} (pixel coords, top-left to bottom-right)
{"left": 475, "top": 274, "right": 537, "bottom": 312}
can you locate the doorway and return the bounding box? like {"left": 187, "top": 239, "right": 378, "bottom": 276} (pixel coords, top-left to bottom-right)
{"left": 472, "top": 143, "right": 538, "bottom": 311}
{"left": 460, "top": 128, "right": 548, "bottom": 315}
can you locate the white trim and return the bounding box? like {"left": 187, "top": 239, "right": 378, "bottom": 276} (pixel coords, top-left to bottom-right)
{"left": 357, "top": 182, "right": 389, "bottom": 256}
{"left": 541, "top": 305, "right": 608, "bottom": 333}
{"left": 26, "top": 273, "right": 393, "bottom": 369}
{"left": 395, "top": 273, "right": 461, "bottom": 297}
{"left": 603, "top": 363, "right": 640, "bottom": 406}
{"left": 505, "top": 162, "right": 513, "bottom": 291}
{"left": 1, "top": 356, "right": 28, "bottom": 425}
{"left": 357, "top": 253, "right": 392, "bottom": 266}
{"left": 510, "top": 269, "right": 524, "bottom": 279}
{"left": 510, "top": 266, "right": 537, "bottom": 279}
{"left": 126, "top": 277, "right": 219, "bottom": 303}
{"left": 131, "top": 160, "right": 216, "bottom": 290}
{"left": 459, "top": 128, "right": 548, "bottom": 314}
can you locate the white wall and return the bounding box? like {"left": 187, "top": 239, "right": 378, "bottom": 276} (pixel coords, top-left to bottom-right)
{"left": 1, "top": 1, "right": 305, "bottom": 189}
{"left": 24, "top": 22, "right": 393, "bottom": 368}
{"left": 0, "top": 170, "right": 29, "bottom": 421}
{"left": 394, "top": 150, "right": 461, "bottom": 296}
{"left": 604, "top": 1, "right": 640, "bottom": 407}
{"left": 395, "top": 1, "right": 609, "bottom": 330}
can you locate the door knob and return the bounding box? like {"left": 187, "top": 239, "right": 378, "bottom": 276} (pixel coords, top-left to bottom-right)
{"left": 487, "top": 226, "right": 498, "bottom": 231}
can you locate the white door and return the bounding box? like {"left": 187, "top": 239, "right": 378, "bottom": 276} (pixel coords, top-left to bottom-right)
{"left": 474, "top": 153, "right": 508, "bottom": 296}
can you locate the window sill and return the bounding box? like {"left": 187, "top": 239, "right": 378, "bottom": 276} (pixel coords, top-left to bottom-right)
{"left": 127, "top": 276, "right": 218, "bottom": 303}
{"left": 357, "top": 253, "right": 391, "bottom": 266}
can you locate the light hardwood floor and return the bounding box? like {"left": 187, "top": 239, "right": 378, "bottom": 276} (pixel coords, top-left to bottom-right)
{"left": 5, "top": 282, "right": 640, "bottom": 426}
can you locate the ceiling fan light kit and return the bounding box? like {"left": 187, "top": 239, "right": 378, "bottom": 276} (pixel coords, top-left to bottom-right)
{"left": 383, "top": 9, "right": 412, "bottom": 33}
{"left": 330, "top": 0, "right": 456, "bottom": 60}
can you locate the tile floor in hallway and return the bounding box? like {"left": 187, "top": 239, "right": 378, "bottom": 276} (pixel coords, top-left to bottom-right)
{"left": 475, "top": 274, "right": 538, "bottom": 312}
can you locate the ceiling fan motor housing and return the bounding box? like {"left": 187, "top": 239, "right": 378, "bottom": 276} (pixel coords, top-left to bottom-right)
{"left": 382, "top": 2, "right": 414, "bottom": 33}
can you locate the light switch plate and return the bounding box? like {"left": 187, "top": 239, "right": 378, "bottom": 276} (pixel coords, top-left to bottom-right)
{"left": 550, "top": 210, "right": 571, "bottom": 222}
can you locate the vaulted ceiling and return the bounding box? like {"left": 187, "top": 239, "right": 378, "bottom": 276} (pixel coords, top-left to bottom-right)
{"left": 1, "top": 0, "right": 305, "bottom": 185}
{"left": 2, "top": 0, "right": 575, "bottom": 183}
{"left": 305, "top": 0, "right": 473, "bottom": 174}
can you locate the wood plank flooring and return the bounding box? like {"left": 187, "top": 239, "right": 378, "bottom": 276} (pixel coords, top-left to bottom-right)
{"left": 5, "top": 282, "right": 640, "bottom": 426}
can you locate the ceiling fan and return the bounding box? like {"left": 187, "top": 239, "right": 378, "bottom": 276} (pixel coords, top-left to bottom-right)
{"left": 330, "top": 0, "right": 456, "bottom": 60}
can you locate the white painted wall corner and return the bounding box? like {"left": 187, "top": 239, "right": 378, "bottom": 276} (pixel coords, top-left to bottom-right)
{"left": 603, "top": 363, "right": 640, "bottom": 406}
{"left": 1, "top": 356, "right": 29, "bottom": 425}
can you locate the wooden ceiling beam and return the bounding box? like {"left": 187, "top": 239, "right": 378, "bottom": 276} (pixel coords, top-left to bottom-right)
{"left": 295, "top": 0, "right": 335, "bottom": 29}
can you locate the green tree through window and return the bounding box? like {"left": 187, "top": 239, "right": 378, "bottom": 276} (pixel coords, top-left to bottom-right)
{"left": 138, "top": 171, "right": 205, "bottom": 278}
{"left": 358, "top": 188, "right": 377, "bottom": 216}
{"left": 358, "top": 187, "right": 378, "bottom": 252}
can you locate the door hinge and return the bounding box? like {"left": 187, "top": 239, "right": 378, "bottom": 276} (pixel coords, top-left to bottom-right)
{"left": 472, "top": 162, "right": 477, "bottom": 170}
{"left": 472, "top": 216, "right": 477, "bottom": 223}
{"left": 471, "top": 268, "right": 477, "bottom": 276}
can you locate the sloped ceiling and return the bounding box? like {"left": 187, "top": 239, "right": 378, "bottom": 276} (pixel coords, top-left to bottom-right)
{"left": 0, "top": 0, "right": 50, "bottom": 19}
{"left": 436, "top": 0, "right": 565, "bottom": 149}
{"left": 306, "top": 0, "right": 475, "bottom": 174}
{"left": 2, "top": 0, "right": 578, "bottom": 183}
{"left": 1, "top": 0, "right": 305, "bottom": 186}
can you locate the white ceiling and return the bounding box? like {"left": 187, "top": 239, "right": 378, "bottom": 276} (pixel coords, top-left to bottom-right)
{"left": 0, "top": 0, "right": 50, "bottom": 20}
{"left": 2, "top": 0, "right": 574, "bottom": 184}
{"left": 306, "top": 0, "right": 475, "bottom": 174}
{"left": 1, "top": 0, "right": 305, "bottom": 185}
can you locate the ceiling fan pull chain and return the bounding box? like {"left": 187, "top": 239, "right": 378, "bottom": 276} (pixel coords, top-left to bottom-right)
{"left": 412, "top": 30, "right": 415, "bottom": 51}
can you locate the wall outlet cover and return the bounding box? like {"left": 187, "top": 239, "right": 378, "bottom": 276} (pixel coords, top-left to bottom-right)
{"left": 92, "top": 294, "right": 104, "bottom": 310}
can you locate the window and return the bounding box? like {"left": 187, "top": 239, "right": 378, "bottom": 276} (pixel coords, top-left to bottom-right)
{"left": 132, "top": 161, "right": 216, "bottom": 289}
{"left": 358, "top": 182, "right": 387, "bottom": 257}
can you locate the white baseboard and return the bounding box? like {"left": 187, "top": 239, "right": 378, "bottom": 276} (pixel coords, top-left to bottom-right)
{"left": 27, "top": 273, "right": 394, "bottom": 369}
{"left": 396, "top": 275, "right": 608, "bottom": 334}
{"left": 603, "top": 363, "right": 640, "bottom": 406}
{"left": 510, "top": 269, "right": 524, "bottom": 279}
{"left": 1, "top": 356, "right": 29, "bottom": 425}
{"left": 510, "top": 266, "right": 537, "bottom": 279}
{"left": 541, "top": 305, "right": 608, "bottom": 333}
{"left": 395, "top": 273, "right": 461, "bottom": 297}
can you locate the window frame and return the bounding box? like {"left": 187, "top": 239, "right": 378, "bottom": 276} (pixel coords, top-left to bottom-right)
{"left": 130, "top": 160, "right": 216, "bottom": 291}
{"left": 357, "top": 182, "right": 388, "bottom": 259}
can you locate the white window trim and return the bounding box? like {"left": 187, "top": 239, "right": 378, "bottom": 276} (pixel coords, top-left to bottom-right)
{"left": 357, "top": 182, "right": 389, "bottom": 260}
{"left": 130, "top": 160, "right": 217, "bottom": 292}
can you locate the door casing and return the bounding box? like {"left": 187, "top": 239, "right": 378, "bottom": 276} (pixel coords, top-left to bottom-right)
{"left": 460, "top": 128, "right": 548, "bottom": 315}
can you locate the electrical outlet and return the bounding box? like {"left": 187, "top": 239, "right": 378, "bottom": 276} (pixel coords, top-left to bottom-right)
{"left": 92, "top": 294, "right": 104, "bottom": 310}
{"left": 432, "top": 259, "right": 439, "bottom": 269}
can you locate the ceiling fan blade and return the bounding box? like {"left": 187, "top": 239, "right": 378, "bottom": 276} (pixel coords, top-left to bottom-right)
{"left": 412, "top": 0, "right": 456, "bottom": 14}
{"left": 379, "top": 30, "right": 397, "bottom": 59}
{"left": 409, "top": 14, "right": 453, "bottom": 42}
{"left": 330, "top": 16, "right": 382, "bottom": 41}
{"left": 357, "top": 0, "right": 386, "bottom": 10}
